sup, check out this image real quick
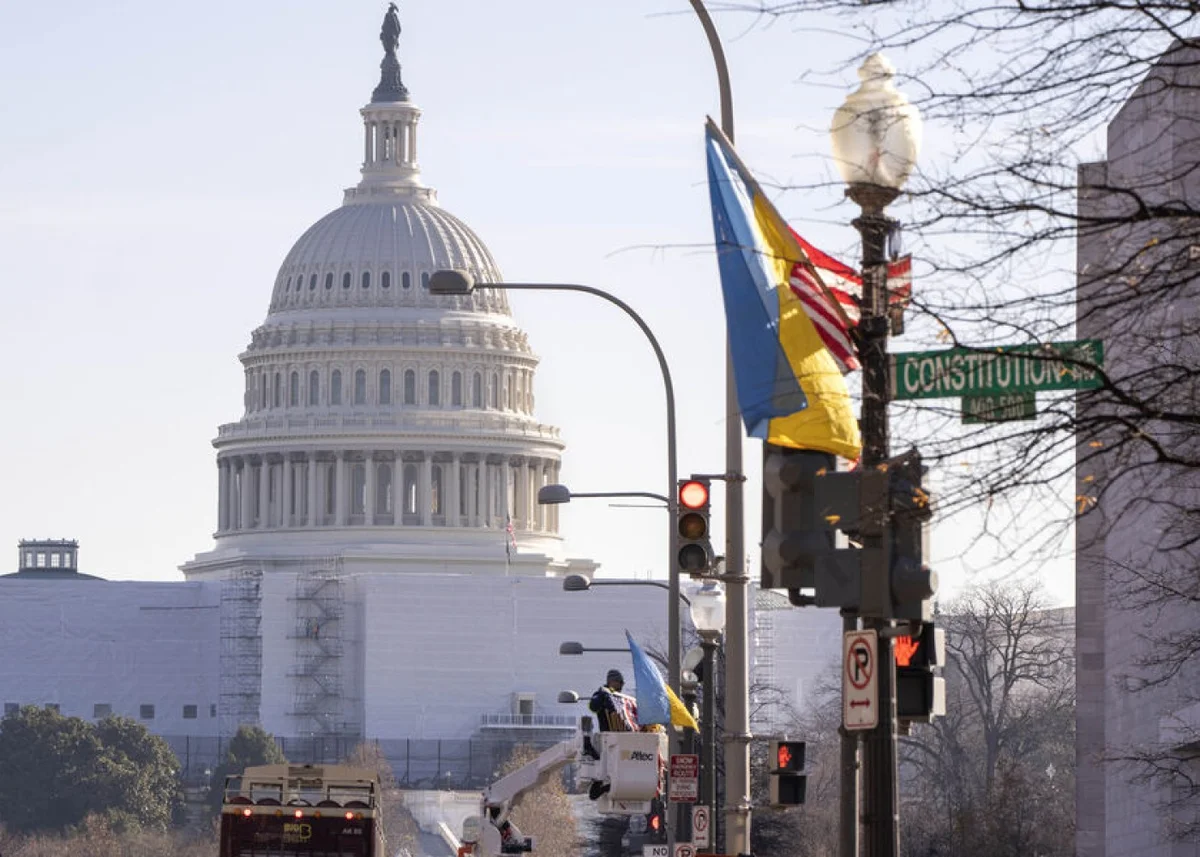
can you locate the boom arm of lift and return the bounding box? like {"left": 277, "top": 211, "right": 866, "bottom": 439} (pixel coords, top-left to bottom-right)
{"left": 478, "top": 736, "right": 584, "bottom": 854}
{"left": 461, "top": 720, "right": 664, "bottom": 856}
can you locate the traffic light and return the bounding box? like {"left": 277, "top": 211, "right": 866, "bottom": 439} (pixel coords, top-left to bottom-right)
{"left": 895, "top": 621, "right": 946, "bottom": 723}
{"left": 646, "top": 799, "right": 668, "bottom": 843}
{"left": 768, "top": 740, "right": 807, "bottom": 806}
{"left": 761, "top": 446, "right": 836, "bottom": 592}
{"left": 677, "top": 477, "right": 713, "bottom": 576}
{"left": 886, "top": 450, "right": 937, "bottom": 622}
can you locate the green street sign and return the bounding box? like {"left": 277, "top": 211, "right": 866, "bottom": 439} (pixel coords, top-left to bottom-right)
{"left": 962, "top": 393, "right": 1037, "bottom": 424}
{"left": 891, "top": 339, "right": 1104, "bottom": 401}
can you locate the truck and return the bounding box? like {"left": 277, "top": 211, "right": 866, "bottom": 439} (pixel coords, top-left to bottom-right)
{"left": 458, "top": 717, "right": 667, "bottom": 856}
{"left": 219, "top": 763, "right": 387, "bottom": 857}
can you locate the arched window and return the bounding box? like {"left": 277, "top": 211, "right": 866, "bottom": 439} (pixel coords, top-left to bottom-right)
{"left": 354, "top": 369, "right": 367, "bottom": 405}
{"left": 402, "top": 271, "right": 411, "bottom": 289}
{"left": 331, "top": 370, "right": 342, "bottom": 406}
{"left": 342, "top": 272, "right": 351, "bottom": 289}
{"left": 289, "top": 372, "right": 299, "bottom": 407}
{"left": 472, "top": 372, "right": 483, "bottom": 408}
{"left": 421, "top": 272, "right": 430, "bottom": 288}
{"left": 431, "top": 465, "right": 443, "bottom": 516}
{"left": 451, "top": 371, "right": 463, "bottom": 407}
{"left": 491, "top": 373, "right": 499, "bottom": 409}
{"left": 381, "top": 271, "right": 391, "bottom": 289}
{"left": 403, "top": 369, "right": 416, "bottom": 405}
{"left": 325, "top": 464, "right": 336, "bottom": 516}
{"left": 362, "top": 271, "right": 371, "bottom": 289}
{"left": 428, "top": 370, "right": 440, "bottom": 406}
{"left": 351, "top": 464, "right": 366, "bottom": 516}
{"left": 379, "top": 369, "right": 392, "bottom": 405}
{"left": 260, "top": 372, "right": 267, "bottom": 409}
{"left": 285, "top": 276, "right": 291, "bottom": 292}
{"left": 273, "top": 373, "right": 282, "bottom": 408}
{"left": 309, "top": 370, "right": 319, "bottom": 405}
{"left": 309, "top": 274, "right": 316, "bottom": 291}
{"left": 403, "top": 464, "right": 418, "bottom": 517}
{"left": 324, "top": 273, "right": 333, "bottom": 290}
{"left": 377, "top": 462, "right": 393, "bottom": 515}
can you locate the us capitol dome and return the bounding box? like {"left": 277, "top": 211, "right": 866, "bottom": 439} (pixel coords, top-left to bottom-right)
{"left": 183, "top": 10, "right": 585, "bottom": 580}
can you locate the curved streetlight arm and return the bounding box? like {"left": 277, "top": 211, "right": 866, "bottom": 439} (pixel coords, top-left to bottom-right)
{"left": 587, "top": 579, "right": 692, "bottom": 606}
{"left": 567, "top": 490, "right": 671, "bottom": 505}
{"left": 688, "top": 0, "right": 734, "bottom": 141}
{"left": 470, "top": 280, "right": 681, "bottom": 696}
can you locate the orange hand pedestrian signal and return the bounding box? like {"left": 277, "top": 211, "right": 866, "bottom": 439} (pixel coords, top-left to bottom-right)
{"left": 778, "top": 743, "right": 792, "bottom": 769}
{"left": 894, "top": 635, "right": 920, "bottom": 667}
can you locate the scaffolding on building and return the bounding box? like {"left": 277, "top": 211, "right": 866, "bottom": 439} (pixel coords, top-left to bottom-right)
{"left": 752, "top": 586, "right": 790, "bottom": 730}
{"left": 220, "top": 566, "right": 263, "bottom": 736}
{"left": 288, "top": 559, "right": 356, "bottom": 741}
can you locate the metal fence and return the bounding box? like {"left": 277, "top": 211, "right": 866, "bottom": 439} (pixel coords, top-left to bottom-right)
{"left": 163, "top": 734, "right": 567, "bottom": 790}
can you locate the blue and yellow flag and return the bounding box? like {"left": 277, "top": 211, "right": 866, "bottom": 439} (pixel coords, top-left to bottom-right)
{"left": 625, "top": 631, "right": 698, "bottom": 731}
{"left": 705, "top": 119, "right": 862, "bottom": 460}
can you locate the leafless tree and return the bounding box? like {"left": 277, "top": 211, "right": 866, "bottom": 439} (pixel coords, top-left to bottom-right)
{"left": 344, "top": 740, "right": 422, "bottom": 857}
{"left": 718, "top": 0, "right": 1200, "bottom": 839}
{"left": 899, "top": 579, "right": 1074, "bottom": 856}
{"left": 497, "top": 744, "right": 581, "bottom": 857}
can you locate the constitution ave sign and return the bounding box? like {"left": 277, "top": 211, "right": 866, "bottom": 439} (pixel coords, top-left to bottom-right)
{"left": 891, "top": 339, "right": 1104, "bottom": 400}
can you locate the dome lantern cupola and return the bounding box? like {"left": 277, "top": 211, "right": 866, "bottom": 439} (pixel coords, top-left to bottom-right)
{"left": 350, "top": 3, "right": 431, "bottom": 204}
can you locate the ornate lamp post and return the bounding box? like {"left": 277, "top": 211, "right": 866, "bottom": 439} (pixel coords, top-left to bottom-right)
{"left": 830, "top": 53, "right": 922, "bottom": 857}
{"left": 688, "top": 580, "right": 726, "bottom": 849}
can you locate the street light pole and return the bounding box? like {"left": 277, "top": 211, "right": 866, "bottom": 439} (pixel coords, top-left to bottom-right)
{"left": 430, "top": 271, "right": 684, "bottom": 852}
{"left": 831, "top": 53, "right": 922, "bottom": 857}
{"left": 851, "top": 183, "right": 901, "bottom": 857}
{"left": 686, "top": 5, "right": 751, "bottom": 854}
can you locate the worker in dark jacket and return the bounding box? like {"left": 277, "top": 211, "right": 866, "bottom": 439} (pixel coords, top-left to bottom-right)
{"left": 590, "top": 669, "right": 638, "bottom": 732}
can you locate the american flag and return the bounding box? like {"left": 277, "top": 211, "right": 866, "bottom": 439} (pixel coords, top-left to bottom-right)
{"left": 504, "top": 515, "right": 517, "bottom": 559}
{"left": 788, "top": 229, "right": 912, "bottom": 374}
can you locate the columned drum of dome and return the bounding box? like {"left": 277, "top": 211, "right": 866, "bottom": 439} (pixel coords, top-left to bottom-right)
{"left": 183, "top": 7, "right": 575, "bottom": 579}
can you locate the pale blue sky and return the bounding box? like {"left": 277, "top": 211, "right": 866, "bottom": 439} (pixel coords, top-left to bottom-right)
{"left": 0, "top": 1, "right": 1075, "bottom": 605}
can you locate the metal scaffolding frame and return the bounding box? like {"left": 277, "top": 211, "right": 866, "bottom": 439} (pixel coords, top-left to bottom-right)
{"left": 220, "top": 566, "right": 263, "bottom": 735}
{"left": 288, "top": 559, "right": 357, "bottom": 739}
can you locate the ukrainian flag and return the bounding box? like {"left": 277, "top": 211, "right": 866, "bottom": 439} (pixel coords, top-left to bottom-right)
{"left": 706, "top": 119, "right": 862, "bottom": 461}
{"left": 625, "top": 631, "right": 698, "bottom": 731}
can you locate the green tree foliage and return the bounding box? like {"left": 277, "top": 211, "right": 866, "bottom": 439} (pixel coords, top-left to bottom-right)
{"left": 0, "top": 707, "right": 184, "bottom": 834}
{"left": 205, "top": 724, "right": 287, "bottom": 814}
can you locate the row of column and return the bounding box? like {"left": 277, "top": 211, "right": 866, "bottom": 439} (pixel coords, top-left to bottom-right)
{"left": 364, "top": 116, "right": 417, "bottom": 170}
{"left": 216, "top": 450, "right": 559, "bottom": 535}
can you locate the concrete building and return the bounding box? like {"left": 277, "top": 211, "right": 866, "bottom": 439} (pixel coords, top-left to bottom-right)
{"left": 1076, "top": 42, "right": 1200, "bottom": 857}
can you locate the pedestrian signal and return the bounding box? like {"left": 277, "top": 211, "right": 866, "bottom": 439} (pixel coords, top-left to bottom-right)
{"left": 768, "top": 739, "right": 807, "bottom": 806}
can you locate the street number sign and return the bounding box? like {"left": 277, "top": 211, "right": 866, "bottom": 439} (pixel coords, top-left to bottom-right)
{"left": 669, "top": 754, "right": 699, "bottom": 803}
{"left": 692, "top": 806, "right": 710, "bottom": 849}
{"left": 962, "top": 392, "right": 1038, "bottom": 424}
{"left": 891, "top": 339, "right": 1103, "bottom": 400}
{"left": 843, "top": 629, "right": 879, "bottom": 731}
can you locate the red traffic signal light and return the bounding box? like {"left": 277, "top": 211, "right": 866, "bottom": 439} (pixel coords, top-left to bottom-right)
{"left": 679, "top": 480, "right": 709, "bottom": 509}
{"left": 677, "top": 477, "right": 713, "bottom": 574}
{"left": 649, "top": 814, "right": 661, "bottom": 833}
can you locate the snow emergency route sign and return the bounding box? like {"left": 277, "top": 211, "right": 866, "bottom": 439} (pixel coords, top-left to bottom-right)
{"left": 843, "top": 629, "right": 879, "bottom": 731}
